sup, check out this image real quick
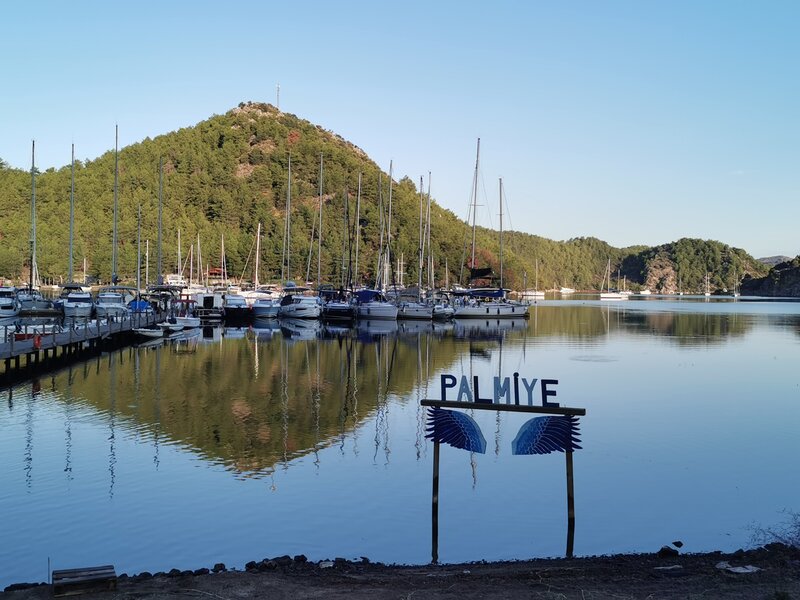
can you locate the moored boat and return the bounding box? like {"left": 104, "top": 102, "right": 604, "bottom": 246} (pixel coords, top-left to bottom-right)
{"left": 278, "top": 285, "right": 322, "bottom": 319}
{"left": 355, "top": 289, "right": 398, "bottom": 321}
{"left": 0, "top": 287, "right": 22, "bottom": 318}
{"left": 95, "top": 286, "right": 135, "bottom": 319}
{"left": 222, "top": 293, "right": 252, "bottom": 325}
{"left": 173, "top": 299, "right": 201, "bottom": 328}
{"left": 59, "top": 283, "right": 94, "bottom": 318}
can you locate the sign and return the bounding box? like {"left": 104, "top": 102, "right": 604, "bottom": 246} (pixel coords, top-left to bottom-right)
{"left": 439, "top": 373, "right": 560, "bottom": 407}
{"left": 422, "top": 372, "right": 587, "bottom": 563}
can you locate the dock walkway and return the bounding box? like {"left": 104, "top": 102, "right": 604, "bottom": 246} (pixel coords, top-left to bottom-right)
{"left": 0, "top": 313, "right": 161, "bottom": 381}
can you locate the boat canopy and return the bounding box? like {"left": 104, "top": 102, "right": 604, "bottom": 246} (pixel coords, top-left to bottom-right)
{"left": 128, "top": 300, "right": 152, "bottom": 313}
{"left": 354, "top": 289, "right": 388, "bottom": 303}
{"left": 452, "top": 287, "right": 506, "bottom": 299}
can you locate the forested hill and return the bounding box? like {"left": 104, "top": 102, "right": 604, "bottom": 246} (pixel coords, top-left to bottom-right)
{"left": 0, "top": 101, "right": 769, "bottom": 293}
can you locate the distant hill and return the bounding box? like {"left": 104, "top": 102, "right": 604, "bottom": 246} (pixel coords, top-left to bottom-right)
{"left": 758, "top": 255, "right": 792, "bottom": 266}
{"left": 741, "top": 256, "right": 800, "bottom": 297}
{"left": 0, "top": 101, "right": 770, "bottom": 291}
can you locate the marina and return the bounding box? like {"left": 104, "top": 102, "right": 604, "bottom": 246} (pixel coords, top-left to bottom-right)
{"left": 0, "top": 298, "right": 798, "bottom": 588}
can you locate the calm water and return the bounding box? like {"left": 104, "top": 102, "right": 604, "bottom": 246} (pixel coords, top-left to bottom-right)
{"left": 1, "top": 298, "right": 799, "bottom": 586}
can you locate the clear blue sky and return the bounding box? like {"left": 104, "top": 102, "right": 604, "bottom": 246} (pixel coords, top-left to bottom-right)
{"left": 2, "top": 0, "right": 797, "bottom": 258}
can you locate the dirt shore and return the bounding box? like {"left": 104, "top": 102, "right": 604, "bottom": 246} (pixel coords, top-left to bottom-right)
{"left": 3, "top": 544, "right": 799, "bottom": 599}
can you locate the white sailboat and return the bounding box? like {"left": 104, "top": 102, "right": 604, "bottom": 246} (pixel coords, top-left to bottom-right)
{"left": 520, "top": 260, "right": 545, "bottom": 300}
{"left": 18, "top": 140, "right": 53, "bottom": 312}
{"left": 277, "top": 154, "right": 321, "bottom": 320}
{"left": 58, "top": 144, "right": 95, "bottom": 318}
{"left": 397, "top": 176, "right": 433, "bottom": 320}
{"left": 453, "top": 147, "right": 527, "bottom": 319}
{"left": 600, "top": 259, "right": 625, "bottom": 300}
{"left": 357, "top": 167, "right": 397, "bottom": 321}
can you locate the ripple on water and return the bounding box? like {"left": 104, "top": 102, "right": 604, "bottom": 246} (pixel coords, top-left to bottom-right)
{"left": 570, "top": 355, "right": 618, "bottom": 362}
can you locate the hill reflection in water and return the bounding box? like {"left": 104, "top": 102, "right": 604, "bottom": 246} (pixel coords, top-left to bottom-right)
{"left": 25, "top": 303, "right": 800, "bottom": 479}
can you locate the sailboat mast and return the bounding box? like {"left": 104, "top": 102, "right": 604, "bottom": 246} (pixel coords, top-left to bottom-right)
{"left": 177, "top": 228, "right": 181, "bottom": 277}
{"left": 281, "top": 154, "right": 292, "bottom": 283}
{"left": 112, "top": 125, "right": 119, "bottom": 284}
{"left": 426, "top": 172, "right": 433, "bottom": 290}
{"left": 221, "top": 234, "right": 226, "bottom": 284}
{"left": 317, "top": 153, "right": 323, "bottom": 288}
{"left": 254, "top": 222, "right": 261, "bottom": 288}
{"left": 418, "top": 176, "right": 424, "bottom": 295}
{"left": 196, "top": 234, "right": 202, "bottom": 288}
{"left": 69, "top": 144, "right": 75, "bottom": 282}
{"left": 375, "top": 172, "right": 384, "bottom": 289}
{"left": 29, "top": 140, "right": 37, "bottom": 291}
{"left": 386, "top": 160, "right": 394, "bottom": 290}
{"left": 470, "top": 138, "right": 480, "bottom": 276}
{"left": 136, "top": 204, "right": 141, "bottom": 295}
{"left": 157, "top": 157, "right": 163, "bottom": 285}
{"left": 354, "top": 172, "right": 361, "bottom": 288}
{"left": 499, "top": 177, "right": 504, "bottom": 291}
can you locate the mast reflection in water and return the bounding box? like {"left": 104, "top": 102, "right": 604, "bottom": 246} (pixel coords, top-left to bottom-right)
{"left": 1, "top": 301, "right": 799, "bottom": 588}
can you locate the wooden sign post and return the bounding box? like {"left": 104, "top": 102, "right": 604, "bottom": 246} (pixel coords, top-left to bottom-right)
{"left": 422, "top": 386, "right": 585, "bottom": 563}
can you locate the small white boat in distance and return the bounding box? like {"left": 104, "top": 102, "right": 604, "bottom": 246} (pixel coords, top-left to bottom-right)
{"left": 159, "top": 321, "right": 185, "bottom": 335}
{"left": 521, "top": 289, "right": 545, "bottom": 300}
{"left": 133, "top": 326, "right": 163, "bottom": 339}
{"left": 0, "top": 287, "right": 21, "bottom": 318}
{"left": 637, "top": 288, "right": 652, "bottom": 296}
{"left": 174, "top": 299, "right": 201, "bottom": 328}
{"left": 559, "top": 287, "right": 575, "bottom": 295}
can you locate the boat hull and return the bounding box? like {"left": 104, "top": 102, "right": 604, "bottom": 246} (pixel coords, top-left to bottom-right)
{"left": 397, "top": 302, "right": 432, "bottom": 320}
{"left": 453, "top": 301, "right": 528, "bottom": 319}
{"left": 357, "top": 302, "right": 398, "bottom": 321}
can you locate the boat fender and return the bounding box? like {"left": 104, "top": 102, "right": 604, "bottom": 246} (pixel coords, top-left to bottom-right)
{"left": 33, "top": 334, "right": 42, "bottom": 349}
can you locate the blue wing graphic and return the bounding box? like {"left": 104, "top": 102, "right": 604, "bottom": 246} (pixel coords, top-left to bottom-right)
{"left": 425, "top": 408, "right": 487, "bottom": 454}
{"left": 512, "top": 415, "right": 582, "bottom": 455}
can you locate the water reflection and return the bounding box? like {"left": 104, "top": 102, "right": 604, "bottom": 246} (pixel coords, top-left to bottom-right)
{"left": 7, "top": 305, "right": 800, "bottom": 487}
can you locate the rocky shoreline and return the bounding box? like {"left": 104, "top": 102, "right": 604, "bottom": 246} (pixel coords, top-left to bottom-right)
{"left": 3, "top": 544, "right": 799, "bottom": 599}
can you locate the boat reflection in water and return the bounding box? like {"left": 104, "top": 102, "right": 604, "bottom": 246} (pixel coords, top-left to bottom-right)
{"left": 452, "top": 316, "right": 528, "bottom": 340}
{"left": 356, "top": 319, "right": 398, "bottom": 340}
{"left": 280, "top": 318, "right": 321, "bottom": 341}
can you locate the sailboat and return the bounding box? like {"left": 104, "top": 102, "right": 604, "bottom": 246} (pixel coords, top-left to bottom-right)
{"left": 397, "top": 176, "right": 433, "bottom": 320}
{"left": 356, "top": 167, "right": 398, "bottom": 321}
{"left": 246, "top": 223, "right": 281, "bottom": 319}
{"left": 56, "top": 143, "right": 94, "bottom": 318}
{"left": 96, "top": 127, "right": 131, "bottom": 320}
{"left": 18, "top": 140, "right": 54, "bottom": 313}
{"left": 599, "top": 259, "right": 625, "bottom": 300}
{"left": 453, "top": 145, "right": 527, "bottom": 319}
{"left": 520, "top": 260, "right": 545, "bottom": 300}
{"left": 278, "top": 153, "right": 322, "bottom": 319}
{"left": 704, "top": 272, "right": 711, "bottom": 297}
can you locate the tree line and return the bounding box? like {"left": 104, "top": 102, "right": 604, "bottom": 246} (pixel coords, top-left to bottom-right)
{"left": 0, "top": 102, "right": 768, "bottom": 293}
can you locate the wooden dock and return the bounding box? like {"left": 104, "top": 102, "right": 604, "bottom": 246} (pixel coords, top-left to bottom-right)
{"left": 0, "top": 313, "right": 161, "bottom": 384}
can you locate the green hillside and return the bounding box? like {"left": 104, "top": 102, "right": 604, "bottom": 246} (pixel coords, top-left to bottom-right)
{"left": 0, "top": 102, "right": 768, "bottom": 292}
